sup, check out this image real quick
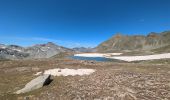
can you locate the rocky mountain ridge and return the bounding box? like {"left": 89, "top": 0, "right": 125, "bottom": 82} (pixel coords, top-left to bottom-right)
{"left": 96, "top": 31, "right": 170, "bottom": 52}
{"left": 73, "top": 47, "right": 96, "bottom": 52}
{"left": 0, "top": 42, "right": 74, "bottom": 60}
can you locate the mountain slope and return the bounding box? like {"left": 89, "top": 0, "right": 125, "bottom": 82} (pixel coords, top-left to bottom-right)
{"left": 0, "top": 44, "right": 29, "bottom": 60}
{"left": 96, "top": 31, "right": 170, "bottom": 52}
{"left": 73, "top": 47, "right": 96, "bottom": 52}
{"left": 0, "top": 42, "right": 74, "bottom": 59}
{"left": 25, "top": 42, "right": 74, "bottom": 58}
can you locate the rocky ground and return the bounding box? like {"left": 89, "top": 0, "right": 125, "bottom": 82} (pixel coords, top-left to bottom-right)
{"left": 0, "top": 58, "right": 170, "bottom": 100}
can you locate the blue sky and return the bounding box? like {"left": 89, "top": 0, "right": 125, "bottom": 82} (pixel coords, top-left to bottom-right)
{"left": 0, "top": 0, "right": 170, "bottom": 48}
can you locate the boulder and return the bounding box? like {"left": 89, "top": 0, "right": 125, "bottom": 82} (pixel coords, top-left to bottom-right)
{"left": 15, "top": 74, "right": 51, "bottom": 94}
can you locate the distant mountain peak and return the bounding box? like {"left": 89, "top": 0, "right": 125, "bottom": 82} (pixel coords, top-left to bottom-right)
{"left": 112, "top": 33, "right": 123, "bottom": 38}
{"left": 46, "top": 42, "right": 56, "bottom": 46}
{"left": 147, "top": 32, "right": 159, "bottom": 38}
{"left": 73, "top": 47, "right": 96, "bottom": 52}
{"left": 33, "top": 42, "right": 57, "bottom": 47}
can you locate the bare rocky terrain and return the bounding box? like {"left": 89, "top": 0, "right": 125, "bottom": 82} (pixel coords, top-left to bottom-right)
{"left": 0, "top": 57, "right": 170, "bottom": 100}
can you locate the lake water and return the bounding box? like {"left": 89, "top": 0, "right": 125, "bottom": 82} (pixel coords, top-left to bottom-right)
{"left": 70, "top": 56, "right": 122, "bottom": 62}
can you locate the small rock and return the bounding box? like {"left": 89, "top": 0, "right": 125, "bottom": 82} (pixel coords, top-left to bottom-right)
{"left": 58, "top": 69, "right": 61, "bottom": 72}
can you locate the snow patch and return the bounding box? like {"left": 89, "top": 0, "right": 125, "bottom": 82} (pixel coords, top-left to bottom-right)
{"left": 35, "top": 68, "right": 95, "bottom": 76}
{"left": 12, "top": 49, "right": 22, "bottom": 52}
{"left": 34, "top": 72, "right": 42, "bottom": 76}
{"left": 106, "top": 53, "right": 170, "bottom": 62}
{"left": 0, "top": 46, "right": 6, "bottom": 49}
{"left": 74, "top": 53, "right": 122, "bottom": 57}
{"left": 41, "top": 49, "right": 47, "bottom": 52}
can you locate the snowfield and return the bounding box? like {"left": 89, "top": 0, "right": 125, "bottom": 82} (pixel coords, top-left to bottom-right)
{"left": 0, "top": 46, "right": 6, "bottom": 49}
{"left": 106, "top": 53, "right": 170, "bottom": 62}
{"left": 74, "top": 53, "right": 122, "bottom": 57}
{"left": 35, "top": 68, "right": 95, "bottom": 76}
{"left": 12, "top": 49, "right": 22, "bottom": 52}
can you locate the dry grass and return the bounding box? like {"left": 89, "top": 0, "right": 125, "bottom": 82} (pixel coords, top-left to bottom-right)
{"left": 0, "top": 58, "right": 170, "bottom": 100}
